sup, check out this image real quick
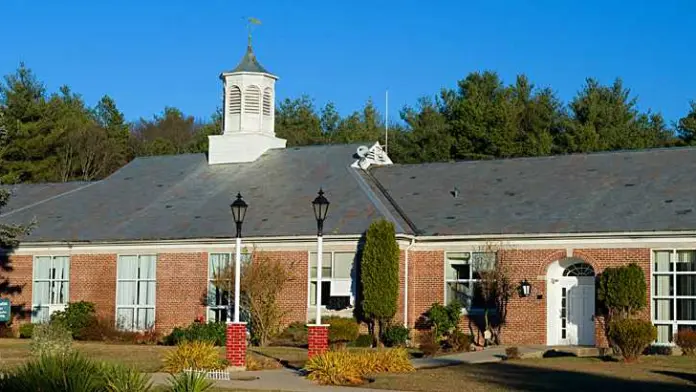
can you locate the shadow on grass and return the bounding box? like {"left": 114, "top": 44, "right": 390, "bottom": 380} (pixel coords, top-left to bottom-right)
{"left": 374, "top": 361, "right": 696, "bottom": 392}
{"left": 653, "top": 370, "right": 696, "bottom": 385}
{"left": 459, "top": 362, "right": 695, "bottom": 392}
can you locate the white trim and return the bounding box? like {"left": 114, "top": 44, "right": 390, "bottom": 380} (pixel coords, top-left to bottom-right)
{"left": 115, "top": 254, "right": 157, "bottom": 331}
{"left": 650, "top": 248, "right": 696, "bottom": 344}
{"left": 31, "top": 255, "right": 71, "bottom": 323}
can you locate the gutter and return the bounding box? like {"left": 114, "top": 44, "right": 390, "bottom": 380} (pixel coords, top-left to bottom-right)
{"left": 403, "top": 238, "right": 415, "bottom": 327}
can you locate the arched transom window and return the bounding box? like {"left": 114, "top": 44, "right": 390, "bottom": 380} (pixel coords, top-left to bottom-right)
{"left": 563, "top": 262, "right": 595, "bottom": 277}
{"left": 244, "top": 86, "right": 261, "bottom": 114}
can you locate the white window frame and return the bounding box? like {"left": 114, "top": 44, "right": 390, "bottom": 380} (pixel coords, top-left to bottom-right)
{"left": 115, "top": 254, "right": 157, "bottom": 331}
{"left": 32, "top": 255, "right": 70, "bottom": 323}
{"left": 651, "top": 248, "right": 696, "bottom": 345}
{"left": 307, "top": 251, "right": 355, "bottom": 310}
{"left": 444, "top": 251, "right": 496, "bottom": 315}
{"left": 207, "top": 252, "right": 251, "bottom": 323}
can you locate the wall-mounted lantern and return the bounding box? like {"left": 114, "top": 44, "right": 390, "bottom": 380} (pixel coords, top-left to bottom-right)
{"left": 520, "top": 279, "right": 532, "bottom": 297}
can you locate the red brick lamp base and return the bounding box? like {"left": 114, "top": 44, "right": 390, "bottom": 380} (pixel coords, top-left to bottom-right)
{"left": 226, "top": 322, "right": 247, "bottom": 370}
{"left": 307, "top": 324, "right": 329, "bottom": 359}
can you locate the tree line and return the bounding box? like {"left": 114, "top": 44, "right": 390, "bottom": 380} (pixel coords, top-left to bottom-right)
{"left": 2, "top": 64, "right": 696, "bottom": 184}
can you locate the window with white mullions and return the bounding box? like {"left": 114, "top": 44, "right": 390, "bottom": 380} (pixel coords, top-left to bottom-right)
{"left": 652, "top": 250, "right": 696, "bottom": 344}
{"left": 116, "top": 255, "right": 156, "bottom": 331}
{"left": 32, "top": 256, "right": 70, "bottom": 323}
{"left": 445, "top": 252, "right": 496, "bottom": 312}
{"left": 208, "top": 252, "right": 251, "bottom": 323}
{"left": 309, "top": 252, "right": 354, "bottom": 311}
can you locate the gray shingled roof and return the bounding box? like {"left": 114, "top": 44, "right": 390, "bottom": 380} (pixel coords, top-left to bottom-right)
{"left": 369, "top": 147, "right": 696, "bottom": 236}
{"left": 0, "top": 145, "right": 400, "bottom": 242}
{"left": 227, "top": 45, "right": 271, "bottom": 74}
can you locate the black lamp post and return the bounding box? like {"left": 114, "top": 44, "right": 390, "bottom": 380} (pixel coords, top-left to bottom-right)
{"left": 311, "top": 188, "right": 330, "bottom": 324}
{"left": 229, "top": 193, "right": 248, "bottom": 323}
{"left": 312, "top": 188, "right": 330, "bottom": 236}
{"left": 520, "top": 279, "right": 532, "bottom": 298}
{"left": 230, "top": 193, "right": 248, "bottom": 238}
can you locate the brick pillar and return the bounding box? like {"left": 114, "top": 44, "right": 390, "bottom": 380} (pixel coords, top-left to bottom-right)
{"left": 226, "top": 322, "right": 247, "bottom": 369}
{"left": 307, "top": 324, "right": 329, "bottom": 359}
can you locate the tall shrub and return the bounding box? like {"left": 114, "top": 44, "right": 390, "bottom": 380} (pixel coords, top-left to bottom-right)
{"left": 360, "top": 219, "right": 400, "bottom": 345}
{"left": 213, "top": 251, "right": 293, "bottom": 346}
{"left": 50, "top": 301, "right": 97, "bottom": 340}
{"left": 597, "top": 263, "right": 647, "bottom": 345}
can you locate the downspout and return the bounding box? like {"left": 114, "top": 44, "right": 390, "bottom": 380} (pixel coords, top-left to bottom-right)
{"left": 404, "top": 238, "right": 415, "bottom": 328}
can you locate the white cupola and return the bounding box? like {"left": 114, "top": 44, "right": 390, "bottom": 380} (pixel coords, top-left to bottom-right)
{"left": 208, "top": 38, "right": 286, "bottom": 165}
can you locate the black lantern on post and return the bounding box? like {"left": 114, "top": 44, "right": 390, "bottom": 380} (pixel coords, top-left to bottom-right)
{"left": 230, "top": 193, "right": 248, "bottom": 238}
{"left": 520, "top": 279, "right": 532, "bottom": 297}
{"left": 312, "top": 188, "right": 330, "bottom": 237}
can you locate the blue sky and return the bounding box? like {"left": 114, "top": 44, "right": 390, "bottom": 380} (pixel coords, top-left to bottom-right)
{"left": 1, "top": 0, "right": 694, "bottom": 124}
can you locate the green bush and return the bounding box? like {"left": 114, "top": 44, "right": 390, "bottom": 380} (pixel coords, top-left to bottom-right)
{"left": 30, "top": 322, "right": 73, "bottom": 358}
{"left": 164, "top": 322, "right": 226, "bottom": 346}
{"left": 674, "top": 329, "right": 696, "bottom": 356}
{"left": 101, "top": 362, "right": 153, "bottom": 392}
{"left": 425, "top": 300, "right": 462, "bottom": 340}
{"left": 19, "top": 323, "right": 35, "bottom": 339}
{"left": 449, "top": 329, "right": 473, "bottom": 352}
{"left": 167, "top": 371, "right": 214, "bottom": 392}
{"left": 0, "top": 353, "right": 155, "bottom": 392}
{"left": 325, "top": 316, "right": 359, "bottom": 345}
{"left": 597, "top": 264, "right": 647, "bottom": 318}
{"left": 382, "top": 324, "right": 409, "bottom": 347}
{"left": 50, "top": 301, "right": 98, "bottom": 340}
{"left": 353, "top": 334, "right": 373, "bottom": 348}
{"left": 608, "top": 318, "right": 657, "bottom": 362}
{"left": 273, "top": 321, "right": 307, "bottom": 347}
{"left": 0, "top": 352, "right": 103, "bottom": 392}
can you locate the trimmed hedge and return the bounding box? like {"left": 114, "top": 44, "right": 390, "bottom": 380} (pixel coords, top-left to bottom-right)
{"left": 164, "top": 322, "right": 226, "bottom": 346}
{"left": 609, "top": 318, "right": 656, "bottom": 362}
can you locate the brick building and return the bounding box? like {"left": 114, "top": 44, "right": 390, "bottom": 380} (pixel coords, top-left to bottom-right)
{"left": 1, "top": 42, "right": 695, "bottom": 347}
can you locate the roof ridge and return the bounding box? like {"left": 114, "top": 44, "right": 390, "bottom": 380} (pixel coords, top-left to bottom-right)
{"left": 382, "top": 146, "right": 696, "bottom": 168}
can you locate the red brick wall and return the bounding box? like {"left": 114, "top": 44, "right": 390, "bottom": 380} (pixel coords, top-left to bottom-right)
{"left": 408, "top": 248, "right": 651, "bottom": 347}
{"left": 156, "top": 252, "right": 208, "bottom": 334}
{"left": 71, "top": 254, "right": 117, "bottom": 321}
{"left": 408, "top": 251, "right": 445, "bottom": 329}
{"left": 1, "top": 255, "right": 32, "bottom": 326}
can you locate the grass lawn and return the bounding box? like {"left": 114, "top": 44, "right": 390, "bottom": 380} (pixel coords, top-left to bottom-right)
{"left": 249, "top": 346, "right": 308, "bottom": 369}
{"left": 0, "top": 338, "right": 282, "bottom": 373}
{"left": 366, "top": 355, "right": 696, "bottom": 392}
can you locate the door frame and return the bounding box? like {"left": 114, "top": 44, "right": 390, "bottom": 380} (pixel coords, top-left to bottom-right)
{"left": 546, "top": 259, "right": 596, "bottom": 346}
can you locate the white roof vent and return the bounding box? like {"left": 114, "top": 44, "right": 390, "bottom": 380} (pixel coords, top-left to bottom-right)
{"left": 351, "top": 142, "right": 393, "bottom": 170}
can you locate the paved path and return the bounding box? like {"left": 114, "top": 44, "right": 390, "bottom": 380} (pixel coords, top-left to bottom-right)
{"left": 150, "top": 369, "right": 408, "bottom": 392}
{"left": 412, "top": 345, "right": 549, "bottom": 369}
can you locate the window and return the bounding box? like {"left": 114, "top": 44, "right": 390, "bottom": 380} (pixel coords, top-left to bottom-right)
{"left": 445, "top": 252, "right": 496, "bottom": 312}
{"left": 32, "top": 256, "right": 70, "bottom": 323}
{"left": 244, "top": 86, "right": 260, "bottom": 114}
{"left": 116, "top": 255, "right": 156, "bottom": 331}
{"left": 653, "top": 250, "right": 696, "bottom": 344}
{"left": 262, "top": 88, "right": 272, "bottom": 116}
{"left": 228, "top": 86, "right": 241, "bottom": 115}
{"left": 309, "top": 252, "right": 354, "bottom": 311}
{"left": 207, "top": 252, "right": 251, "bottom": 322}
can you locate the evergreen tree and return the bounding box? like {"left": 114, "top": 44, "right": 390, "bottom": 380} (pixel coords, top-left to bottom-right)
{"left": 678, "top": 102, "right": 696, "bottom": 145}
{"left": 360, "top": 219, "right": 400, "bottom": 345}
{"left": 274, "top": 96, "right": 322, "bottom": 146}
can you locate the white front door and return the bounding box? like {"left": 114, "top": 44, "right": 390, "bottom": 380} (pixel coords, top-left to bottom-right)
{"left": 547, "top": 277, "right": 595, "bottom": 346}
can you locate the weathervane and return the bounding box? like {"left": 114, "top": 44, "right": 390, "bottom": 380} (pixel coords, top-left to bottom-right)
{"left": 245, "top": 17, "right": 262, "bottom": 47}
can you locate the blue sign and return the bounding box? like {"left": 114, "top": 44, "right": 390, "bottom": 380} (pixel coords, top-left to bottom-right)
{"left": 0, "top": 299, "right": 10, "bottom": 323}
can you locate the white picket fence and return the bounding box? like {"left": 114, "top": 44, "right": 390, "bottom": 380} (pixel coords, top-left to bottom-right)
{"left": 183, "top": 368, "right": 231, "bottom": 381}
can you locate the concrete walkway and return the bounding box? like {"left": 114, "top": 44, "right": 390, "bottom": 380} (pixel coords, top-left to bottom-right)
{"left": 150, "top": 369, "right": 408, "bottom": 392}
{"left": 412, "top": 345, "right": 549, "bottom": 369}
